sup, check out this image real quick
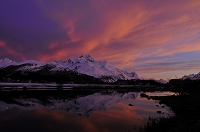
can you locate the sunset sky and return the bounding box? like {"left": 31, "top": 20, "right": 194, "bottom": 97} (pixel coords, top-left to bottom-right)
{"left": 0, "top": 0, "right": 200, "bottom": 79}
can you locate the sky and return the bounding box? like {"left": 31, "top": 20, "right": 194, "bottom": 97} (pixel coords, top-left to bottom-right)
{"left": 0, "top": 0, "right": 200, "bottom": 80}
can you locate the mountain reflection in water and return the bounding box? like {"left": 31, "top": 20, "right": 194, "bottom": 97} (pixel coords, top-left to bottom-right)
{"left": 0, "top": 90, "right": 174, "bottom": 132}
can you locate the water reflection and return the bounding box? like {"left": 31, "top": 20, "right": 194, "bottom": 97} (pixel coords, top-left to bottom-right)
{"left": 0, "top": 90, "right": 174, "bottom": 132}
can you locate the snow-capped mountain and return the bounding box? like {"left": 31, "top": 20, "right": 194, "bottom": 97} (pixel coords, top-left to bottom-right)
{"left": 146, "top": 78, "right": 168, "bottom": 84}
{"left": 0, "top": 58, "right": 70, "bottom": 72}
{"left": 15, "top": 60, "right": 68, "bottom": 72}
{"left": 56, "top": 55, "right": 142, "bottom": 82}
{"left": 0, "top": 58, "right": 17, "bottom": 68}
{"left": 156, "top": 79, "right": 168, "bottom": 84}
{"left": 0, "top": 91, "right": 138, "bottom": 116}
{"left": 181, "top": 72, "right": 200, "bottom": 80}
{"left": 0, "top": 55, "right": 142, "bottom": 82}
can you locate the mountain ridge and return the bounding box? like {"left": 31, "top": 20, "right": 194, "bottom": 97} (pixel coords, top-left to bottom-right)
{"left": 0, "top": 55, "right": 142, "bottom": 82}
{"left": 181, "top": 72, "right": 200, "bottom": 80}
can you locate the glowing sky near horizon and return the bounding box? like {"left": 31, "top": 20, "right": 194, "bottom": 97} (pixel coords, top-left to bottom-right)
{"left": 0, "top": 0, "right": 200, "bottom": 79}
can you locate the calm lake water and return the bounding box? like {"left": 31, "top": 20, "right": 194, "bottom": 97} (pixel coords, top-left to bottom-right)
{"left": 0, "top": 90, "right": 175, "bottom": 132}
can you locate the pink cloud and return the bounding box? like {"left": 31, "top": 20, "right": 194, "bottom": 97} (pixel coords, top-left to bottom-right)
{"left": 48, "top": 42, "right": 59, "bottom": 49}
{"left": 0, "top": 41, "right": 6, "bottom": 47}
{"left": 1, "top": 0, "right": 200, "bottom": 78}
{"left": 0, "top": 41, "right": 26, "bottom": 60}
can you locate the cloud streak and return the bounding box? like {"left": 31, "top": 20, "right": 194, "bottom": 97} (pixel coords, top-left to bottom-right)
{"left": 0, "top": 0, "right": 200, "bottom": 79}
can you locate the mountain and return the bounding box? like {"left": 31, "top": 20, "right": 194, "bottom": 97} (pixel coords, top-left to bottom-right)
{"left": 181, "top": 72, "right": 200, "bottom": 80}
{"left": 0, "top": 58, "right": 17, "bottom": 68}
{"left": 146, "top": 78, "right": 168, "bottom": 84}
{"left": 156, "top": 79, "right": 168, "bottom": 84}
{"left": 14, "top": 60, "right": 68, "bottom": 72}
{"left": 56, "top": 55, "right": 142, "bottom": 82}
{"left": 0, "top": 58, "right": 103, "bottom": 84}
{"left": 0, "top": 55, "right": 142, "bottom": 82}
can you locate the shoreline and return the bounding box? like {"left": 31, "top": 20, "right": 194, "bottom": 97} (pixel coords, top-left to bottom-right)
{"left": 0, "top": 82, "right": 167, "bottom": 91}
{"left": 143, "top": 88, "right": 200, "bottom": 132}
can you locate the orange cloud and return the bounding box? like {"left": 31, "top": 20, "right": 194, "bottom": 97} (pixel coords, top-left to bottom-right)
{"left": 48, "top": 42, "right": 59, "bottom": 49}
{"left": 38, "top": 49, "right": 68, "bottom": 61}
{"left": 38, "top": 0, "right": 200, "bottom": 61}
{"left": 2, "top": 0, "right": 199, "bottom": 79}
{"left": 0, "top": 41, "right": 26, "bottom": 60}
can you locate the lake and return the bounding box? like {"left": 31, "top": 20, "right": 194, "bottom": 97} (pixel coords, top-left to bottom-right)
{"left": 0, "top": 90, "right": 175, "bottom": 132}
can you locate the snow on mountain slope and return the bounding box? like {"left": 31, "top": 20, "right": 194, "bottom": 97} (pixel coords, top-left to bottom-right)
{"left": 16, "top": 61, "right": 68, "bottom": 72}
{"left": 0, "top": 58, "right": 17, "bottom": 68}
{"left": 57, "top": 55, "right": 142, "bottom": 82}
{"left": 0, "top": 59, "right": 69, "bottom": 72}
{"left": 156, "top": 79, "right": 168, "bottom": 84}
{"left": 14, "top": 60, "right": 46, "bottom": 72}
{"left": 146, "top": 78, "right": 168, "bottom": 84}
{"left": 0, "top": 55, "right": 142, "bottom": 82}
{"left": 181, "top": 72, "right": 200, "bottom": 80}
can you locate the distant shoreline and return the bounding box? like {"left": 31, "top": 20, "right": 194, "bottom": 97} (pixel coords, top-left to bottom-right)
{"left": 0, "top": 82, "right": 166, "bottom": 90}
{"left": 0, "top": 82, "right": 137, "bottom": 89}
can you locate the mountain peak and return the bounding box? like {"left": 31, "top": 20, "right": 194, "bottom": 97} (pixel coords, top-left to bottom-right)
{"left": 0, "top": 58, "right": 15, "bottom": 62}
{"left": 182, "top": 72, "right": 200, "bottom": 80}
{"left": 0, "top": 55, "right": 142, "bottom": 82}
{"left": 0, "top": 58, "right": 17, "bottom": 68}
{"left": 79, "top": 55, "right": 94, "bottom": 62}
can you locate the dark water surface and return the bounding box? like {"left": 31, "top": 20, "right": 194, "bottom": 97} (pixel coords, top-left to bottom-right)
{"left": 0, "top": 90, "right": 174, "bottom": 132}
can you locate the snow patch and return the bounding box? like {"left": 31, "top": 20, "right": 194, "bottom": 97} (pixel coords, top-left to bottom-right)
{"left": 0, "top": 58, "right": 17, "bottom": 68}
{"left": 181, "top": 72, "right": 200, "bottom": 80}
